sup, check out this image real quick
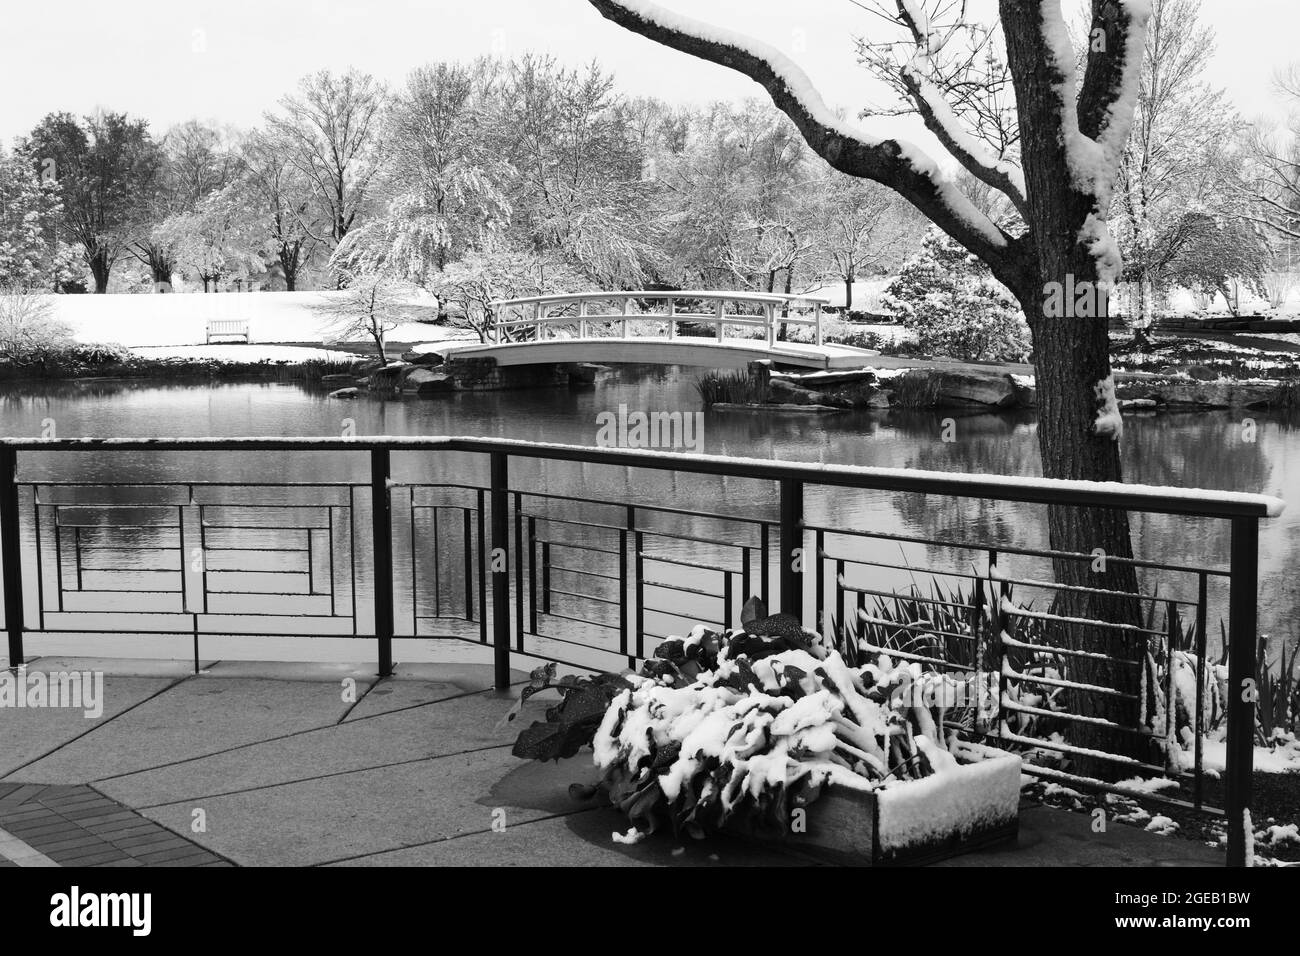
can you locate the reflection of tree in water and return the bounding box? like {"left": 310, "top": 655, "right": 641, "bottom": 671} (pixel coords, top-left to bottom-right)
{"left": 892, "top": 410, "right": 1046, "bottom": 558}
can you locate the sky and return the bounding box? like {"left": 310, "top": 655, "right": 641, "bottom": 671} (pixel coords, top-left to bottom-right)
{"left": 0, "top": 0, "right": 1296, "bottom": 150}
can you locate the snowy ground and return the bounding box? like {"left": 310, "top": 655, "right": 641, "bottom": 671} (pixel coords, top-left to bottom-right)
{"left": 43, "top": 290, "right": 464, "bottom": 349}
{"left": 129, "top": 344, "right": 362, "bottom": 363}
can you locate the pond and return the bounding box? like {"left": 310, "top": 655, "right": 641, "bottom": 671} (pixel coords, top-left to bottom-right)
{"left": 0, "top": 366, "right": 1295, "bottom": 662}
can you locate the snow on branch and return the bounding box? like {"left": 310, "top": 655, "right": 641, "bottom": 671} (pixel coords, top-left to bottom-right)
{"left": 586, "top": 0, "right": 1017, "bottom": 269}
{"left": 893, "top": 1, "right": 1028, "bottom": 215}
{"left": 1039, "top": 0, "right": 1151, "bottom": 288}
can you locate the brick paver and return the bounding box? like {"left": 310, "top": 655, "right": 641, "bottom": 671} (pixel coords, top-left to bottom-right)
{"left": 0, "top": 783, "right": 229, "bottom": 867}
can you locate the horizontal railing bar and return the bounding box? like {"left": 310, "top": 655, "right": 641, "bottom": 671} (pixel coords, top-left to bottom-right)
{"left": 29, "top": 481, "right": 362, "bottom": 488}
{"left": 1003, "top": 665, "right": 1139, "bottom": 700}
{"left": 545, "top": 587, "right": 620, "bottom": 606}
{"left": 1002, "top": 698, "right": 1161, "bottom": 736}
{"left": 858, "top": 642, "right": 976, "bottom": 671}
{"left": 0, "top": 437, "right": 1276, "bottom": 519}
{"left": 1001, "top": 601, "right": 1167, "bottom": 637}
{"left": 535, "top": 539, "right": 622, "bottom": 557}
{"left": 642, "top": 579, "right": 724, "bottom": 599}
{"left": 807, "top": 523, "right": 1231, "bottom": 576}
{"left": 0, "top": 437, "right": 1274, "bottom": 520}
{"left": 1000, "top": 633, "right": 1142, "bottom": 665}
{"left": 840, "top": 583, "right": 977, "bottom": 612}
{"left": 515, "top": 487, "right": 770, "bottom": 527}
{"left": 642, "top": 607, "right": 726, "bottom": 627}
{"left": 1019, "top": 764, "right": 1222, "bottom": 816}
{"left": 547, "top": 564, "right": 621, "bottom": 582}
{"left": 493, "top": 290, "right": 830, "bottom": 307}
{"left": 637, "top": 552, "right": 731, "bottom": 574}
{"left": 534, "top": 610, "right": 617, "bottom": 632}
{"left": 854, "top": 614, "right": 976, "bottom": 643}
{"left": 989, "top": 572, "right": 1200, "bottom": 606}
{"left": 996, "top": 729, "right": 1168, "bottom": 773}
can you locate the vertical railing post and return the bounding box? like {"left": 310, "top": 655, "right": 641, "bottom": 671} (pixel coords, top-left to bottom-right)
{"left": 370, "top": 448, "right": 393, "bottom": 678}
{"left": 1, "top": 445, "right": 24, "bottom": 666}
{"left": 814, "top": 303, "right": 823, "bottom": 347}
{"left": 779, "top": 478, "right": 803, "bottom": 623}
{"left": 490, "top": 452, "right": 511, "bottom": 691}
{"left": 1225, "top": 516, "right": 1259, "bottom": 867}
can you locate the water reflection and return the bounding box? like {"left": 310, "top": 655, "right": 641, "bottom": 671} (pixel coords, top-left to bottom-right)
{"left": 0, "top": 367, "right": 1293, "bottom": 650}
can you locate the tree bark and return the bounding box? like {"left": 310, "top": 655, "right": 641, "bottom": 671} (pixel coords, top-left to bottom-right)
{"left": 88, "top": 252, "right": 111, "bottom": 294}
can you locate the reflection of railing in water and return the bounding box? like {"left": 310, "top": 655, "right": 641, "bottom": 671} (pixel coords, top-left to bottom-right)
{"left": 0, "top": 436, "right": 1283, "bottom": 867}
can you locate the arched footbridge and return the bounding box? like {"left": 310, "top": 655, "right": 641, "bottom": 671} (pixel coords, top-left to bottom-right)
{"left": 430, "top": 291, "right": 882, "bottom": 370}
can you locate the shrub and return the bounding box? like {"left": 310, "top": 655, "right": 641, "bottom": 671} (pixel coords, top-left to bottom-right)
{"left": 883, "top": 228, "right": 1030, "bottom": 361}
{"left": 0, "top": 293, "right": 75, "bottom": 365}
{"left": 694, "top": 370, "right": 769, "bottom": 406}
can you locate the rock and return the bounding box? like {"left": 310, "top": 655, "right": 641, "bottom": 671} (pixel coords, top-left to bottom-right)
{"left": 769, "top": 378, "right": 827, "bottom": 405}
{"left": 1185, "top": 365, "right": 1218, "bottom": 381}
{"left": 415, "top": 372, "right": 455, "bottom": 395}
{"left": 865, "top": 391, "right": 892, "bottom": 408}
{"left": 777, "top": 368, "right": 880, "bottom": 389}
{"left": 930, "top": 369, "right": 1019, "bottom": 407}
{"left": 824, "top": 382, "right": 883, "bottom": 407}
{"left": 1155, "top": 383, "right": 1280, "bottom": 408}
{"left": 400, "top": 350, "right": 445, "bottom": 365}
{"left": 566, "top": 363, "right": 608, "bottom": 386}
{"left": 401, "top": 367, "right": 446, "bottom": 391}
{"left": 328, "top": 387, "right": 360, "bottom": 399}
{"left": 1119, "top": 398, "right": 1158, "bottom": 410}
{"left": 1009, "top": 376, "right": 1037, "bottom": 408}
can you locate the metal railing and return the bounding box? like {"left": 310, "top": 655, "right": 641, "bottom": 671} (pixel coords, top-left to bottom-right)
{"left": 488, "top": 290, "right": 829, "bottom": 347}
{"left": 0, "top": 436, "right": 1283, "bottom": 867}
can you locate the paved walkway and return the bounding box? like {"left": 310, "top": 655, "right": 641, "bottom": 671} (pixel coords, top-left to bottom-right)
{"left": 0, "top": 657, "right": 1226, "bottom": 867}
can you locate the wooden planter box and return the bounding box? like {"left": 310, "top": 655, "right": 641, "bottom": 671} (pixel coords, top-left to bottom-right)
{"left": 769, "top": 743, "right": 1022, "bottom": 865}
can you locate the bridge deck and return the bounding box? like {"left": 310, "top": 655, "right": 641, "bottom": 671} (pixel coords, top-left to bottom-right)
{"left": 431, "top": 336, "right": 882, "bottom": 370}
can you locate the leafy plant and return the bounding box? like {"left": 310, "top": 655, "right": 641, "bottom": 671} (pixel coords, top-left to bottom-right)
{"left": 694, "top": 370, "right": 770, "bottom": 407}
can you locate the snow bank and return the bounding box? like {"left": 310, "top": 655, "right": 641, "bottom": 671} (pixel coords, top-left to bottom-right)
{"left": 39, "top": 291, "right": 445, "bottom": 348}
{"left": 129, "top": 344, "right": 360, "bottom": 364}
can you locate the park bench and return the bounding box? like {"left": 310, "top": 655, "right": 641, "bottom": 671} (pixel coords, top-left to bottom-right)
{"left": 206, "top": 319, "right": 251, "bottom": 344}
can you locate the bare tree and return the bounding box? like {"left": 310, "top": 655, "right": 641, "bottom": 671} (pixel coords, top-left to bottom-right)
{"left": 238, "top": 129, "right": 321, "bottom": 291}
{"left": 265, "top": 70, "right": 386, "bottom": 266}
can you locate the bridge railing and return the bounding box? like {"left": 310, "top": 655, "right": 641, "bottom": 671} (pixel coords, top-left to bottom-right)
{"left": 0, "top": 436, "right": 1284, "bottom": 866}
{"left": 488, "top": 290, "right": 830, "bottom": 347}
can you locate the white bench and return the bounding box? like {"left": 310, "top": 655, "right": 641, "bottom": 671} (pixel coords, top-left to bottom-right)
{"left": 206, "top": 319, "right": 251, "bottom": 344}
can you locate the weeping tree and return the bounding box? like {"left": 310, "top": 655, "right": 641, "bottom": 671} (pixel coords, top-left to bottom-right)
{"left": 588, "top": 0, "right": 1153, "bottom": 768}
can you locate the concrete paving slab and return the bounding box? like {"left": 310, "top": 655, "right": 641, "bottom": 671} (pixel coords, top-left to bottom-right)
{"left": 98, "top": 690, "right": 546, "bottom": 807}
{"left": 137, "top": 746, "right": 590, "bottom": 866}
{"left": 331, "top": 804, "right": 814, "bottom": 867}
{"left": 11, "top": 676, "right": 365, "bottom": 784}
{"left": 201, "top": 660, "right": 378, "bottom": 683}
{"left": 343, "top": 677, "right": 505, "bottom": 721}
{"left": 0, "top": 676, "right": 178, "bottom": 779}
{"left": 14, "top": 658, "right": 210, "bottom": 679}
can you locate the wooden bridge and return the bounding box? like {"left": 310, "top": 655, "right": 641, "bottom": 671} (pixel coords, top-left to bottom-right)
{"left": 432, "top": 291, "right": 881, "bottom": 370}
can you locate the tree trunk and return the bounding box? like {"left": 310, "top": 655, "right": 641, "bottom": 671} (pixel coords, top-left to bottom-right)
{"left": 1015, "top": 270, "right": 1145, "bottom": 780}
{"left": 845, "top": 276, "right": 854, "bottom": 311}
{"left": 88, "top": 252, "right": 111, "bottom": 294}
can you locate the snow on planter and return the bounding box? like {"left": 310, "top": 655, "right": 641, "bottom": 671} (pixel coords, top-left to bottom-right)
{"left": 511, "top": 615, "right": 1021, "bottom": 863}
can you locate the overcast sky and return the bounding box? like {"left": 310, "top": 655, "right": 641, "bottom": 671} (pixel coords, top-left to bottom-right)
{"left": 0, "top": 0, "right": 1294, "bottom": 150}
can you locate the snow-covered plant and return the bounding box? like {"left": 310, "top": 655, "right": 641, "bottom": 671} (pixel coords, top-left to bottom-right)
{"left": 514, "top": 619, "right": 967, "bottom": 843}
{"left": 883, "top": 228, "right": 1028, "bottom": 361}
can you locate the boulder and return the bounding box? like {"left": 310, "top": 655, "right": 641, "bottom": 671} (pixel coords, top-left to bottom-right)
{"left": 777, "top": 368, "right": 880, "bottom": 389}
{"left": 769, "top": 378, "right": 837, "bottom": 406}
{"left": 401, "top": 367, "right": 444, "bottom": 390}
{"left": 414, "top": 372, "right": 456, "bottom": 395}
{"left": 328, "top": 387, "right": 360, "bottom": 399}
{"left": 400, "top": 349, "right": 446, "bottom": 366}
{"left": 1155, "top": 383, "right": 1279, "bottom": 408}
{"left": 930, "top": 369, "right": 1019, "bottom": 407}
{"left": 1185, "top": 365, "right": 1218, "bottom": 381}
